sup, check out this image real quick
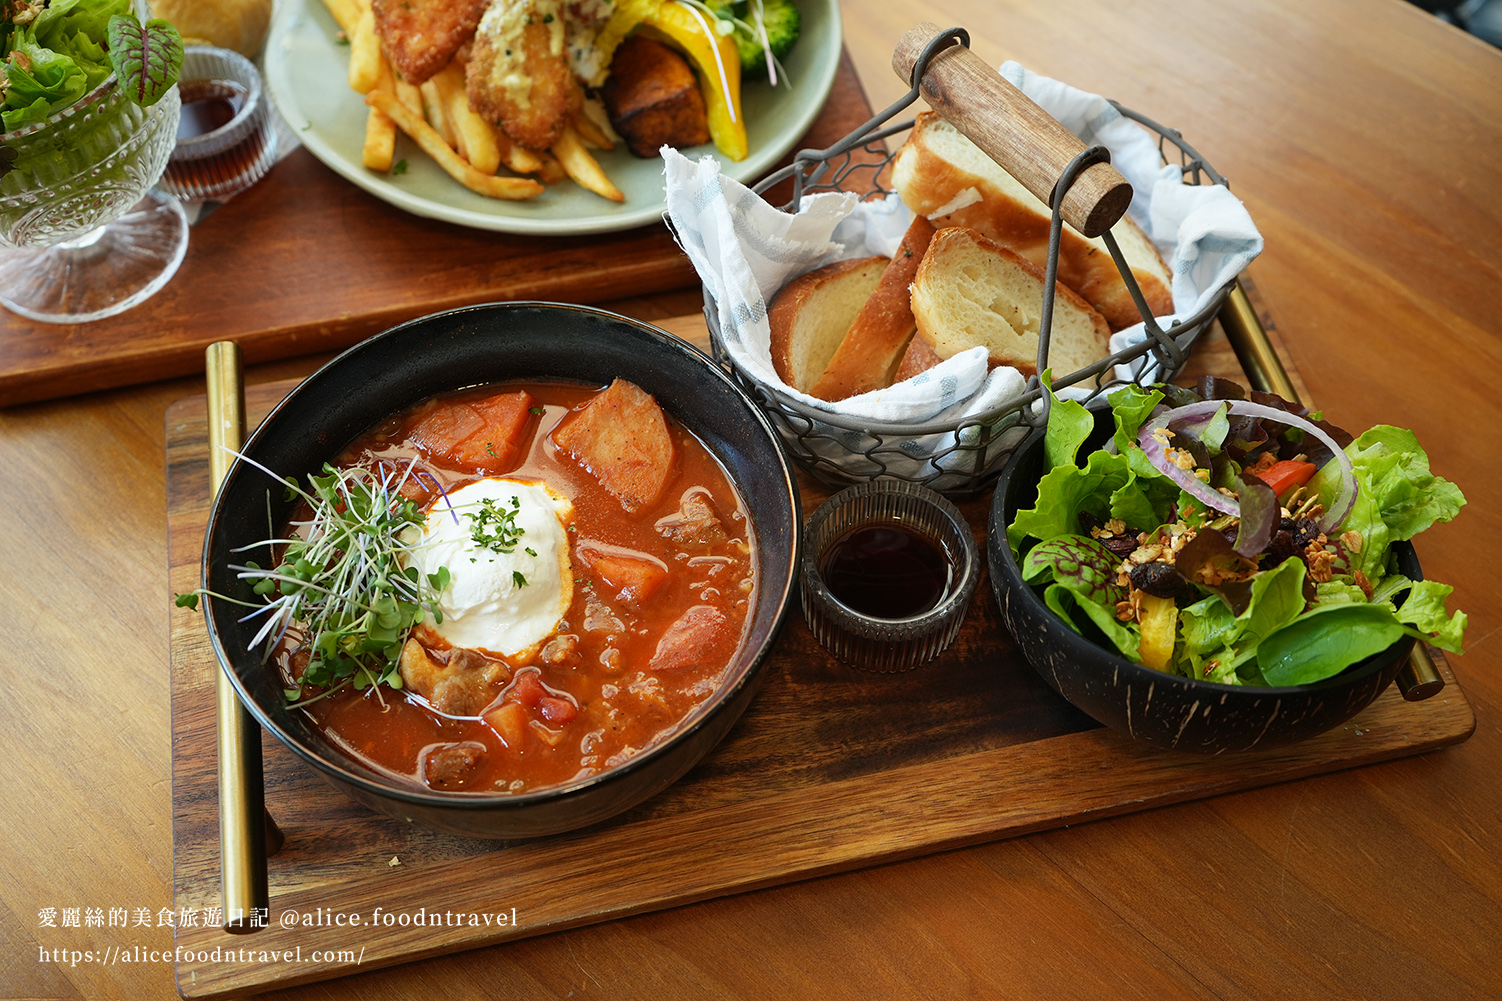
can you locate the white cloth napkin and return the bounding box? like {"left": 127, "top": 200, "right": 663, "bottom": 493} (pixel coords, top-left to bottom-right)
{"left": 663, "top": 61, "right": 1263, "bottom": 481}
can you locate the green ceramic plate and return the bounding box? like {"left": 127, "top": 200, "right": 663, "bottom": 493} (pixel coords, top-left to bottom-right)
{"left": 265, "top": 0, "right": 843, "bottom": 235}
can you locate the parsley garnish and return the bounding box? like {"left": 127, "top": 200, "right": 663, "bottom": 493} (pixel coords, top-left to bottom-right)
{"left": 528, "top": 406, "right": 545, "bottom": 415}
{"left": 392, "top": 159, "right": 409, "bottom": 175}
{"left": 467, "top": 495, "right": 527, "bottom": 565}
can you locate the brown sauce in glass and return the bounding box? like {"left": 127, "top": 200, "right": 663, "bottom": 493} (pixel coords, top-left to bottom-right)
{"left": 820, "top": 523, "right": 952, "bottom": 619}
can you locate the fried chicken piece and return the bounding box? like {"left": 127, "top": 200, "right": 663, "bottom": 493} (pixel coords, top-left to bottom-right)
{"left": 466, "top": 0, "right": 582, "bottom": 151}
{"left": 372, "top": 0, "right": 488, "bottom": 86}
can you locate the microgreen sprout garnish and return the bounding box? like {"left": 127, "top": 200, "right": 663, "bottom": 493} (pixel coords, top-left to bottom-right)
{"left": 485, "top": 441, "right": 497, "bottom": 457}
{"left": 467, "top": 494, "right": 527, "bottom": 564}
{"left": 178, "top": 454, "right": 451, "bottom": 707}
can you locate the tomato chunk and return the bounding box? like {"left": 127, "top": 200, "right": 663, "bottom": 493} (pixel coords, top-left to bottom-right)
{"left": 1253, "top": 459, "right": 1317, "bottom": 497}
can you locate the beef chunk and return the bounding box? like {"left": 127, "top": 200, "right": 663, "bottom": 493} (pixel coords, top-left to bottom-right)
{"left": 398, "top": 637, "right": 512, "bottom": 716}
{"left": 421, "top": 741, "right": 486, "bottom": 790}
{"left": 552, "top": 378, "right": 676, "bottom": 513}
{"left": 655, "top": 487, "right": 731, "bottom": 549}
{"left": 648, "top": 605, "right": 728, "bottom": 672}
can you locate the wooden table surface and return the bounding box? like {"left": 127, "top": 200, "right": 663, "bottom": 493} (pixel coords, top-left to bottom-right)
{"left": 3, "top": 1, "right": 1499, "bottom": 998}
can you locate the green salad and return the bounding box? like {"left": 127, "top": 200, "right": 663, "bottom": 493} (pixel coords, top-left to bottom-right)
{"left": 1, "top": 0, "right": 181, "bottom": 132}
{"left": 1008, "top": 378, "right": 1466, "bottom": 687}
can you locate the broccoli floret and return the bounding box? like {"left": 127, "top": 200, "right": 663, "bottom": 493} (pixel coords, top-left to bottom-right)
{"left": 704, "top": 0, "right": 800, "bottom": 81}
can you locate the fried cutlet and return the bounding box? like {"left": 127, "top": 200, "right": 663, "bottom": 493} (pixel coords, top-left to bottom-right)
{"left": 372, "top": 0, "right": 488, "bottom": 86}
{"left": 466, "top": 0, "right": 582, "bottom": 151}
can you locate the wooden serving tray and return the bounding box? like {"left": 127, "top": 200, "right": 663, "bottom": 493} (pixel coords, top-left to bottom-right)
{"left": 166, "top": 306, "right": 1475, "bottom": 998}
{"left": 0, "top": 52, "right": 880, "bottom": 409}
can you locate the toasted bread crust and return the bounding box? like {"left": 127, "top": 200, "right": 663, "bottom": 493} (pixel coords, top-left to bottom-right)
{"left": 910, "top": 227, "right": 1111, "bottom": 377}
{"left": 808, "top": 215, "right": 937, "bottom": 402}
{"left": 893, "top": 112, "right": 1172, "bottom": 330}
{"left": 767, "top": 256, "right": 889, "bottom": 392}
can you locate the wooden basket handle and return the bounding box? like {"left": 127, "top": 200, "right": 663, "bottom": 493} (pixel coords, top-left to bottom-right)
{"left": 892, "top": 24, "right": 1133, "bottom": 238}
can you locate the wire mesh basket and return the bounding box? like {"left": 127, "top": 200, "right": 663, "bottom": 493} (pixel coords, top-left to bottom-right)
{"left": 701, "top": 27, "right": 1237, "bottom": 499}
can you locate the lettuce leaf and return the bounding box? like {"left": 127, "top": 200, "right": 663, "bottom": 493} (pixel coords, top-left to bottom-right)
{"left": 1177, "top": 556, "right": 1307, "bottom": 681}
{"left": 1330, "top": 425, "right": 1465, "bottom": 581}
{"left": 1393, "top": 579, "right": 1466, "bottom": 653}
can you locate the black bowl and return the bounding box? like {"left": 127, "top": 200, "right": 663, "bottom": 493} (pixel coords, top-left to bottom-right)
{"left": 201, "top": 303, "right": 801, "bottom": 837}
{"left": 987, "top": 408, "right": 1418, "bottom": 753}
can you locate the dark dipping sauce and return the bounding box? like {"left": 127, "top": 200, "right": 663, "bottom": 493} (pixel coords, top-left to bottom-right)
{"left": 165, "top": 78, "right": 270, "bottom": 197}
{"left": 175, "top": 79, "right": 247, "bottom": 140}
{"left": 820, "top": 523, "right": 953, "bottom": 619}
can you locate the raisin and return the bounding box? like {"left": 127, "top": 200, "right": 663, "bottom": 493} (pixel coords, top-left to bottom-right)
{"left": 1099, "top": 534, "right": 1139, "bottom": 558}
{"left": 1129, "top": 562, "right": 1190, "bottom": 599}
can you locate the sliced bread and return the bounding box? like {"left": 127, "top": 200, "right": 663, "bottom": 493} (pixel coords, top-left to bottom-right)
{"left": 767, "top": 255, "right": 888, "bottom": 393}
{"left": 808, "top": 215, "right": 937, "bottom": 401}
{"left": 909, "top": 227, "right": 1112, "bottom": 377}
{"left": 893, "top": 111, "right": 1172, "bottom": 330}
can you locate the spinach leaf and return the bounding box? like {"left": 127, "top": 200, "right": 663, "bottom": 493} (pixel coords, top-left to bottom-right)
{"left": 1257, "top": 603, "right": 1405, "bottom": 686}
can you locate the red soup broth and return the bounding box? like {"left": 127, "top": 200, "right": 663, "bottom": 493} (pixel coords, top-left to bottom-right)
{"left": 277, "top": 380, "right": 756, "bottom": 794}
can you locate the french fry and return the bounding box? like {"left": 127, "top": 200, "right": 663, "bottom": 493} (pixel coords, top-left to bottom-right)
{"left": 533, "top": 150, "right": 567, "bottom": 185}
{"left": 552, "top": 124, "right": 624, "bottom": 202}
{"left": 362, "top": 54, "right": 398, "bottom": 171}
{"left": 432, "top": 64, "right": 500, "bottom": 176}
{"left": 319, "top": 0, "right": 361, "bottom": 33}
{"left": 363, "top": 104, "right": 396, "bottom": 171}
{"left": 573, "top": 110, "right": 615, "bottom": 151}
{"left": 394, "top": 76, "right": 423, "bottom": 116}
{"left": 347, "top": 7, "right": 381, "bottom": 94}
{"left": 418, "top": 79, "right": 455, "bottom": 148}
{"left": 367, "top": 90, "right": 544, "bottom": 200}
{"left": 494, "top": 129, "right": 544, "bottom": 176}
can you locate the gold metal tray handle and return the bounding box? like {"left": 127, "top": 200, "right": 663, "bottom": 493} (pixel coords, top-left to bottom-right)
{"left": 206, "top": 341, "right": 282, "bottom": 932}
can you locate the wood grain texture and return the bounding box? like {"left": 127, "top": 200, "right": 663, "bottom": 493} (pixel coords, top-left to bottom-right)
{"left": 0, "top": 51, "right": 876, "bottom": 409}
{"left": 5, "top": 2, "right": 1502, "bottom": 999}
{"left": 891, "top": 22, "right": 1132, "bottom": 237}
{"left": 162, "top": 312, "right": 1472, "bottom": 997}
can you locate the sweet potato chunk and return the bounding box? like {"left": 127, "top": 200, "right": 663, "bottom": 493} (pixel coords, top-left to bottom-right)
{"left": 578, "top": 542, "right": 670, "bottom": 605}
{"left": 649, "top": 605, "right": 728, "bottom": 672}
{"left": 602, "top": 35, "right": 709, "bottom": 158}
{"left": 407, "top": 390, "right": 535, "bottom": 470}
{"left": 552, "top": 379, "right": 675, "bottom": 512}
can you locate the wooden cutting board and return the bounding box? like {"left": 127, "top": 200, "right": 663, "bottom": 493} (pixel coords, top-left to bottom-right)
{"left": 0, "top": 52, "right": 881, "bottom": 408}
{"left": 165, "top": 303, "right": 1475, "bottom": 998}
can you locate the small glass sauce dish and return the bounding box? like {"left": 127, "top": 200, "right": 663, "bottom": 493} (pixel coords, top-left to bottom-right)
{"left": 801, "top": 480, "right": 980, "bottom": 672}
{"left": 159, "top": 46, "right": 277, "bottom": 202}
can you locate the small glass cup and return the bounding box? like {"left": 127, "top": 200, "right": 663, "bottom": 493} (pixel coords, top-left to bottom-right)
{"left": 159, "top": 46, "right": 277, "bottom": 202}
{"left": 801, "top": 480, "right": 980, "bottom": 673}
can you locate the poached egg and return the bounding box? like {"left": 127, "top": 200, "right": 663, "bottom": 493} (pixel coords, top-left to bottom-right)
{"left": 408, "top": 478, "right": 575, "bottom": 659}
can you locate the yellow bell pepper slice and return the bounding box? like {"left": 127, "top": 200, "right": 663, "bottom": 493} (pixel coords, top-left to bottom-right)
{"left": 1137, "top": 593, "right": 1179, "bottom": 671}
{"left": 638, "top": 1, "right": 747, "bottom": 161}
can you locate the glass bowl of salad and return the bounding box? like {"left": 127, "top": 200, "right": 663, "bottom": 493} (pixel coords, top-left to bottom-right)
{"left": 0, "top": 0, "right": 185, "bottom": 323}
{"left": 988, "top": 378, "right": 1467, "bottom": 753}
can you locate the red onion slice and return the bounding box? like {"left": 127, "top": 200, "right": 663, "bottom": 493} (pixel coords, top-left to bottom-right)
{"left": 1137, "top": 400, "right": 1357, "bottom": 533}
